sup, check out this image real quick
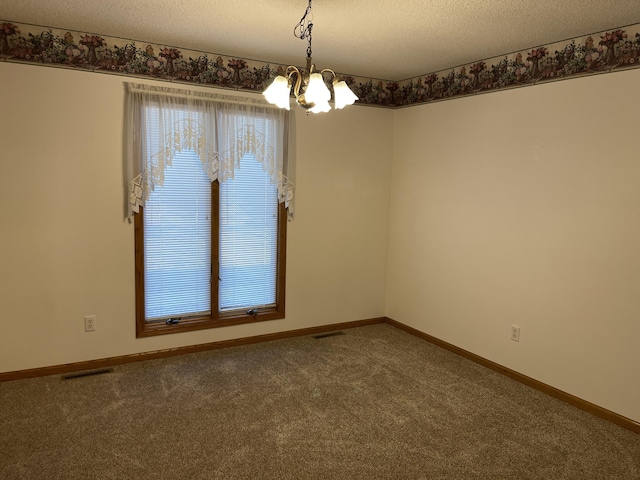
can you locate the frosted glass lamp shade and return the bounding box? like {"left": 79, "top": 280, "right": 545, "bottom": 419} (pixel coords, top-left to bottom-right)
{"left": 333, "top": 80, "right": 358, "bottom": 109}
{"left": 308, "top": 99, "right": 332, "bottom": 114}
{"left": 304, "top": 73, "right": 332, "bottom": 106}
{"left": 263, "top": 76, "right": 291, "bottom": 110}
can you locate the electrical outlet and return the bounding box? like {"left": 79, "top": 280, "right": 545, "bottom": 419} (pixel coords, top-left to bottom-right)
{"left": 511, "top": 325, "right": 520, "bottom": 342}
{"left": 84, "top": 315, "right": 96, "bottom": 332}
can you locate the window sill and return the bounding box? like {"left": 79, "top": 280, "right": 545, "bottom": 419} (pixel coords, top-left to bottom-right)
{"left": 136, "top": 309, "right": 285, "bottom": 338}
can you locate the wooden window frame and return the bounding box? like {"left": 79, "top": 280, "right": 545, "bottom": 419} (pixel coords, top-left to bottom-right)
{"left": 134, "top": 180, "right": 287, "bottom": 338}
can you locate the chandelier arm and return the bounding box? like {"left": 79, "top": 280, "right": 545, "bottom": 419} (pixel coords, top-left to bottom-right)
{"left": 289, "top": 67, "right": 304, "bottom": 100}
{"left": 285, "top": 65, "right": 300, "bottom": 77}
{"left": 319, "top": 68, "right": 337, "bottom": 79}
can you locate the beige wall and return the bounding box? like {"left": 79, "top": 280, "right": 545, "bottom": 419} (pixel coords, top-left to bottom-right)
{"left": 2, "top": 59, "right": 639, "bottom": 425}
{"left": 0, "top": 61, "right": 393, "bottom": 372}
{"left": 387, "top": 69, "right": 640, "bottom": 423}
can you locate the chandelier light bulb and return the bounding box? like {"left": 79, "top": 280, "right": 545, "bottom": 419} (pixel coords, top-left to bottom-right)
{"left": 304, "top": 73, "right": 332, "bottom": 104}
{"left": 263, "top": 76, "right": 291, "bottom": 110}
{"left": 308, "top": 98, "right": 332, "bottom": 114}
{"left": 333, "top": 80, "right": 358, "bottom": 109}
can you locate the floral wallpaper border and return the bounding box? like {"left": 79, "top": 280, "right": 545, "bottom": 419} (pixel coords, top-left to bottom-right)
{"left": 1, "top": 20, "right": 639, "bottom": 109}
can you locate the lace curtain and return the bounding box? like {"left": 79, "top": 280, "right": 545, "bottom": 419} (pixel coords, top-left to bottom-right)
{"left": 124, "top": 82, "right": 295, "bottom": 221}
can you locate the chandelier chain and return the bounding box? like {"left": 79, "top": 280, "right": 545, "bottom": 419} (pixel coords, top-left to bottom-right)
{"left": 293, "top": 0, "right": 314, "bottom": 59}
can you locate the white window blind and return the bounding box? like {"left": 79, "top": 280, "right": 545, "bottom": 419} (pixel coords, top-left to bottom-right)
{"left": 141, "top": 103, "right": 281, "bottom": 322}
{"left": 143, "top": 148, "right": 212, "bottom": 321}
{"left": 219, "top": 153, "right": 279, "bottom": 311}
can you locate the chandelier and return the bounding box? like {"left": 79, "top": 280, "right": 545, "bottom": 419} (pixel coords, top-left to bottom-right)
{"left": 262, "top": 0, "right": 358, "bottom": 114}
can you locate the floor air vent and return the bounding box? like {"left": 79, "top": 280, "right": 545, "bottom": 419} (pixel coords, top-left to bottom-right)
{"left": 312, "top": 331, "right": 345, "bottom": 339}
{"left": 62, "top": 368, "right": 114, "bottom": 380}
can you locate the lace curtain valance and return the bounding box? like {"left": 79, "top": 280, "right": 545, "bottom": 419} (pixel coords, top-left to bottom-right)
{"left": 124, "top": 82, "right": 295, "bottom": 221}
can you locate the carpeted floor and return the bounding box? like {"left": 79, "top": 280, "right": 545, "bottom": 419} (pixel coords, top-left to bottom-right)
{"left": 1, "top": 324, "right": 638, "bottom": 479}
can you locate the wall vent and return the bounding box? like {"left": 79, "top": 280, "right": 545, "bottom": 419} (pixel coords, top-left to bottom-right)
{"left": 62, "top": 368, "right": 114, "bottom": 380}
{"left": 312, "top": 331, "right": 345, "bottom": 339}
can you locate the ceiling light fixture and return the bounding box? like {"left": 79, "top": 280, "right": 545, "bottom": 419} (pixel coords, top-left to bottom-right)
{"left": 263, "top": 0, "right": 358, "bottom": 114}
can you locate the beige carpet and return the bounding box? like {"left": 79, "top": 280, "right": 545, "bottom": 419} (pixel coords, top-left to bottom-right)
{"left": 1, "top": 324, "right": 638, "bottom": 479}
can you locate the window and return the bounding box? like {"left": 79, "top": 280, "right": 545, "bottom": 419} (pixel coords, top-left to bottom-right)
{"left": 126, "top": 84, "right": 293, "bottom": 338}
{"left": 142, "top": 149, "right": 213, "bottom": 323}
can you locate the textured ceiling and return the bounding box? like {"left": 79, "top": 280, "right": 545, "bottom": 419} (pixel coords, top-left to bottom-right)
{"left": 2, "top": 0, "right": 639, "bottom": 80}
